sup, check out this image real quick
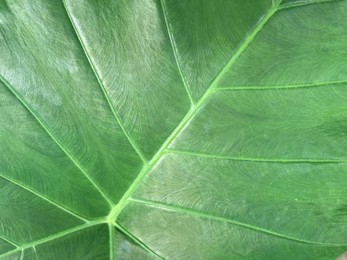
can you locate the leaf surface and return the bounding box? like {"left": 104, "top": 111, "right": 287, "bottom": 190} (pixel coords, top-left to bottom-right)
{"left": 0, "top": 0, "right": 346, "bottom": 259}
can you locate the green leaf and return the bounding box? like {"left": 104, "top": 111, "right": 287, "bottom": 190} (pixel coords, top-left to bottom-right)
{"left": 0, "top": 0, "right": 346, "bottom": 259}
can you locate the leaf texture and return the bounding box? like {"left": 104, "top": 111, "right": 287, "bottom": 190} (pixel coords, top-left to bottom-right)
{"left": 0, "top": 0, "right": 346, "bottom": 259}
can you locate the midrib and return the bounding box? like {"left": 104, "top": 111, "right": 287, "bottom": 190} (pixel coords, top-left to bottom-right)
{"left": 110, "top": 1, "right": 281, "bottom": 221}
{"left": 0, "top": 1, "right": 281, "bottom": 258}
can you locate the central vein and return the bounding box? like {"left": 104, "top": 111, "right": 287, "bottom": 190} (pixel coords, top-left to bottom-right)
{"left": 109, "top": 2, "right": 281, "bottom": 222}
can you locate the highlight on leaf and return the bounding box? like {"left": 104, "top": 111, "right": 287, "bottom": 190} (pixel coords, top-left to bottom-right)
{"left": 0, "top": 0, "right": 346, "bottom": 259}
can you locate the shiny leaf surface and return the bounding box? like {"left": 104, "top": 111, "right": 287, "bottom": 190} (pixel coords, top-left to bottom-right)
{"left": 0, "top": 0, "right": 346, "bottom": 259}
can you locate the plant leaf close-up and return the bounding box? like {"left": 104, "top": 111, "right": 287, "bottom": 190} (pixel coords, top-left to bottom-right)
{"left": 1, "top": 0, "right": 347, "bottom": 259}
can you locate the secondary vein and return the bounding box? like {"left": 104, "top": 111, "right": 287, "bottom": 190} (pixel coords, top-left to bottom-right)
{"left": 279, "top": 0, "right": 341, "bottom": 10}
{"left": 167, "top": 149, "right": 347, "bottom": 163}
{"left": 0, "top": 174, "right": 88, "bottom": 222}
{"left": 0, "top": 75, "right": 114, "bottom": 207}
{"left": 62, "top": 0, "right": 148, "bottom": 165}
{"left": 114, "top": 222, "right": 164, "bottom": 259}
{"left": 131, "top": 198, "right": 347, "bottom": 247}
{"left": 161, "top": 0, "right": 195, "bottom": 106}
{"left": 112, "top": 2, "right": 281, "bottom": 219}
{"left": 0, "top": 220, "right": 105, "bottom": 258}
{"left": 0, "top": 234, "right": 18, "bottom": 247}
{"left": 217, "top": 79, "right": 347, "bottom": 91}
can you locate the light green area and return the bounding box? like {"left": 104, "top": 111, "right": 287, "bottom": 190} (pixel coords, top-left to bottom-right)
{"left": 0, "top": 0, "right": 346, "bottom": 259}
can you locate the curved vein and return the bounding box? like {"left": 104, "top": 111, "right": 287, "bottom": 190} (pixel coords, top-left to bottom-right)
{"left": 131, "top": 198, "right": 347, "bottom": 247}
{"left": 160, "top": 0, "right": 195, "bottom": 106}
{"left": 61, "top": 0, "right": 147, "bottom": 164}
{"left": 0, "top": 75, "right": 113, "bottom": 207}
{"left": 0, "top": 174, "right": 88, "bottom": 222}
{"left": 112, "top": 1, "right": 281, "bottom": 218}
{"left": 166, "top": 150, "right": 347, "bottom": 163}
{"left": 0, "top": 220, "right": 104, "bottom": 258}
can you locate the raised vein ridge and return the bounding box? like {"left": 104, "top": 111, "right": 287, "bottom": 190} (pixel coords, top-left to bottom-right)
{"left": 114, "top": 223, "right": 164, "bottom": 259}
{"left": 0, "top": 235, "right": 18, "bottom": 247}
{"left": 0, "top": 220, "right": 105, "bottom": 258}
{"left": 217, "top": 79, "right": 347, "bottom": 91}
{"left": 111, "top": 1, "right": 281, "bottom": 220}
{"left": 167, "top": 150, "right": 347, "bottom": 163}
{"left": 0, "top": 75, "right": 114, "bottom": 208}
{"left": 62, "top": 0, "right": 147, "bottom": 164}
{"left": 108, "top": 223, "right": 115, "bottom": 260}
{"left": 161, "top": 0, "right": 195, "bottom": 106}
{"left": 0, "top": 1, "right": 285, "bottom": 258}
{"left": 131, "top": 198, "right": 347, "bottom": 247}
{"left": 0, "top": 174, "right": 88, "bottom": 222}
